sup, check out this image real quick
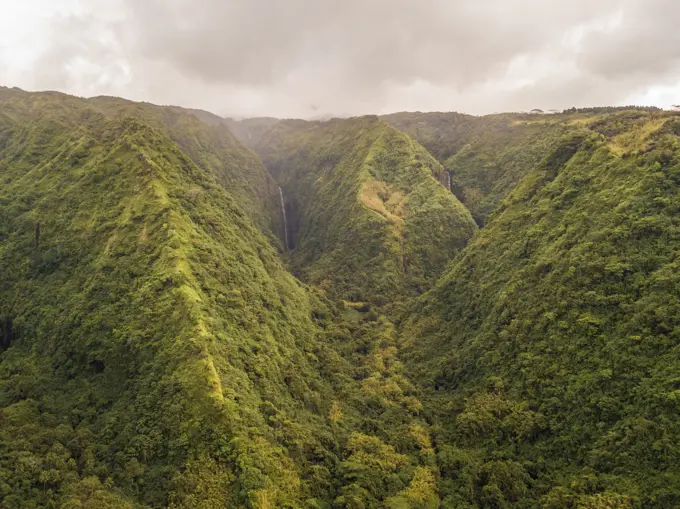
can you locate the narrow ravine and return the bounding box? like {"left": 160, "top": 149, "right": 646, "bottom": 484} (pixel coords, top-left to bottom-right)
{"left": 278, "top": 185, "right": 290, "bottom": 250}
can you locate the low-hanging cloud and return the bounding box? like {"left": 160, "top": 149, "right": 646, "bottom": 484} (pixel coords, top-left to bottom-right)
{"left": 10, "top": 0, "right": 680, "bottom": 117}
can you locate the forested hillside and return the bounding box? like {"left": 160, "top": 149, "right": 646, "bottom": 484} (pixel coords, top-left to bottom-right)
{"left": 0, "top": 87, "right": 333, "bottom": 507}
{"left": 0, "top": 88, "right": 283, "bottom": 240}
{"left": 0, "top": 88, "right": 446, "bottom": 508}
{"left": 383, "top": 108, "right": 667, "bottom": 225}
{"left": 402, "top": 109, "right": 680, "bottom": 507}
{"left": 2, "top": 86, "right": 680, "bottom": 508}
{"left": 382, "top": 112, "right": 565, "bottom": 224}
{"left": 249, "top": 116, "right": 477, "bottom": 304}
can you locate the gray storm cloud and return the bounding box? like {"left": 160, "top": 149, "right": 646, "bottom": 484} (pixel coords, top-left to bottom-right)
{"left": 22, "top": 0, "right": 680, "bottom": 116}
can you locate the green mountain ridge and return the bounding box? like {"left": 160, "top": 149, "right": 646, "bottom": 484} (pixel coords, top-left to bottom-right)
{"left": 0, "top": 88, "right": 445, "bottom": 508}
{"left": 249, "top": 115, "right": 477, "bottom": 304}
{"left": 0, "top": 93, "right": 328, "bottom": 507}
{"left": 403, "top": 111, "right": 680, "bottom": 507}
{"left": 0, "top": 87, "right": 283, "bottom": 240}
{"left": 2, "top": 87, "right": 680, "bottom": 508}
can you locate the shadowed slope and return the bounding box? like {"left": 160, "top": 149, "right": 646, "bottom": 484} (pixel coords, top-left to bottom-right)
{"left": 0, "top": 95, "right": 338, "bottom": 507}
{"left": 252, "top": 116, "right": 477, "bottom": 305}
{"left": 0, "top": 88, "right": 444, "bottom": 509}
{"left": 403, "top": 111, "right": 680, "bottom": 507}
{"left": 1, "top": 87, "right": 283, "bottom": 244}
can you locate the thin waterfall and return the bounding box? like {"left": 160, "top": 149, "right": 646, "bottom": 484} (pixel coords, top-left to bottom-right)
{"left": 445, "top": 170, "right": 451, "bottom": 192}
{"left": 278, "top": 186, "right": 290, "bottom": 250}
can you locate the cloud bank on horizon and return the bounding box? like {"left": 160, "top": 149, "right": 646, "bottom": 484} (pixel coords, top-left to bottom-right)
{"left": 1, "top": 0, "right": 679, "bottom": 118}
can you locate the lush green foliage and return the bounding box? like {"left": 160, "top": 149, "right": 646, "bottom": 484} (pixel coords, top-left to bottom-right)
{"left": 383, "top": 112, "right": 570, "bottom": 225}
{"left": 89, "top": 96, "right": 285, "bottom": 243}
{"left": 381, "top": 112, "right": 481, "bottom": 162}
{"left": 249, "top": 116, "right": 477, "bottom": 304}
{"left": 223, "top": 117, "right": 283, "bottom": 150}
{"left": 402, "top": 109, "right": 680, "bottom": 507}
{"left": 0, "top": 87, "right": 324, "bottom": 507}
{"left": 3, "top": 86, "right": 680, "bottom": 509}
{"left": 0, "top": 88, "right": 437, "bottom": 508}
{"left": 385, "top": 109, "right": 680, "bottom": 226}
{"left": 0, "top": 88, "right": 283, "bottom": 241}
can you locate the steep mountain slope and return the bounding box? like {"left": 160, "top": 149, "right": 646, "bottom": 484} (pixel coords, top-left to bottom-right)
{"left": 0, "top": 88, "right": 283, "bottom": 244}
{"left": 0, "top": 89, "right": 441, "bottom": 509}
{"left": 5, "top": 85, "right": 680, "bottom": 509}
{"left": 224, "top": 117, "right": 282, "bottom": 149}
{"left": 251, "top": 116, "right": 477, "bottom": 304}
{"left": 384, "top": 108, "right": 665, "bottom": 226}
{"left": 0, "top": 93, "right": 325, "bottom": 508}
{"left": 402, "top": 110, "right": 680, "bottom": 507}
{"left": 92, "top": 97, "right": 286, "bottom": 245}
{"left": 383, "top": 112, "right": 573, "bottom": 225}
{"left": 381, "top": 112, "right": 481, "bottom": 162}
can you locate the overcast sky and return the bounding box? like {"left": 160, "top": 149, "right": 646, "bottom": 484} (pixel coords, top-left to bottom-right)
{"left": 1, "top": 0, "right": 679, "bottom": 118}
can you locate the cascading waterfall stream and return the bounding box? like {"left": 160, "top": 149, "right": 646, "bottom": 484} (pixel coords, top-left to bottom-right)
{"left": 445, "top": 170, "right": 451, "bottom": 192}
{"left": 278, "top": 186, "right": 290, "bottom": 250}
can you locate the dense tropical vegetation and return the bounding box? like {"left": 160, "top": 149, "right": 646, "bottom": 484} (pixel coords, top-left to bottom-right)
{"left": 2, "top": 86, "right": 680, "bottom": 507}
{"left": 249, "top": 116, "right": 476, "bottom": 304}
{"left": 401, "top": 109, "right": 680, "bottom": 507}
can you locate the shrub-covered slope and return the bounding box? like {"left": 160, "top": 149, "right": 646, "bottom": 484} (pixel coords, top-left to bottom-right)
{"left": 0, "top": 89, "right": 442, "bottom": 508}
{"left": 224, "top": 117, "right": 283, "bottom": 149}
{"left": 384, "top": 108, "right": 670, "bottom": 226}
{"left": 252, "top": 116, "right": 477, "bottom": 304}
{"left": 104, "top": 99, "right": 283, "bottom": 243}
{"left": 6, "top": 86, "right": 680, "bottom": 509}
{"left": 381, "top": 111, "right": 481, "bottom": 162}
{"left": 0, "top": 88, "right": 283, "bottom": 243}
{"left": 383, "top": 112, "right": 573, "bottom": 225}
{"left": 0, "top": 96, "right": 327, "bottom": 507}
{"left": 403, "top": 110, "right": 680, "bottom": 507}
